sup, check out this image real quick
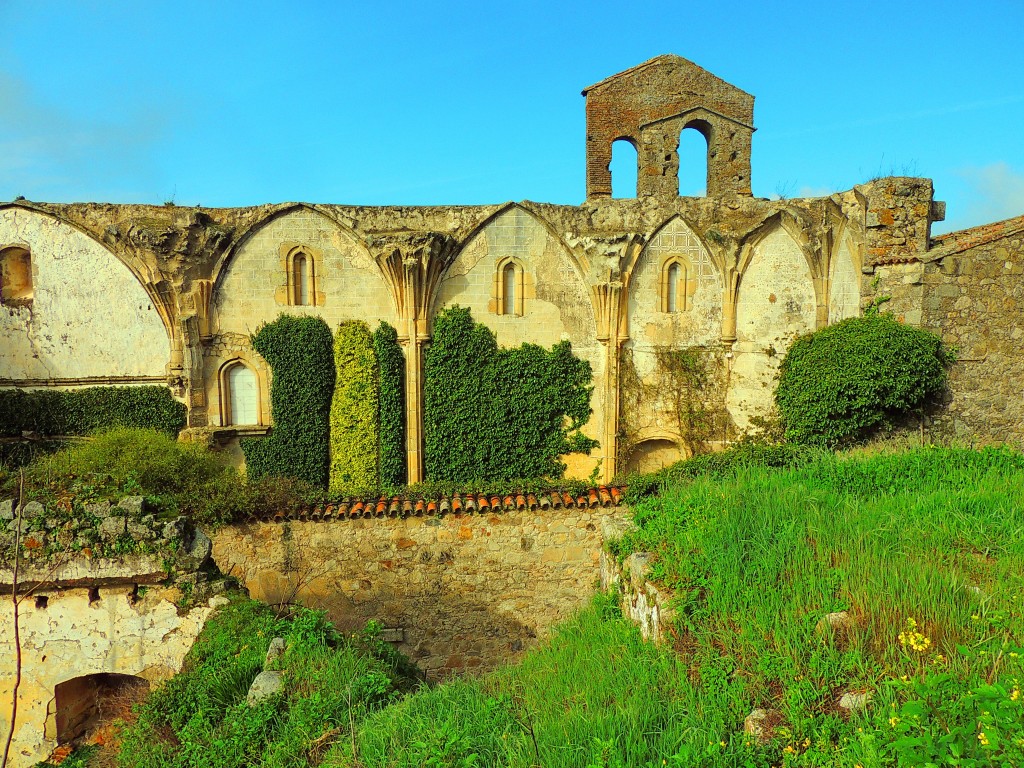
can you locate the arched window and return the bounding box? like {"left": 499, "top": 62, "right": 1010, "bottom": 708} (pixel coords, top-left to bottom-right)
{"left": 294, "top": 254, "right": 309, "bottom": 305}
{"left": 610, "top": 138, "right": 638, "bottom": 198}
{"left": 666, "top": 262, "right": 681, "bottom": 312}
{"left": 678, "top": 123, "right": 710, "bottom": 197}
{"left": 494, "top": 258, "right": 525, "bottom": 317}
{"left": 287, "top": 248, "right": 315, "bottom": 306}
{"left": 222, "top": 362, "right": 259, "bottom": 426}
{"left": 659, "top": 257, "right": 693, "bottom": 313}
{"left": 0, "top": 246, "right": 33, "bottom": 306}
{"left": 502, "top": 262, "right": 516, "bottom": 315}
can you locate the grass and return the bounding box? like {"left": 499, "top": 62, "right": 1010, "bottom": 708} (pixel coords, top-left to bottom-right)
{"left": 328, "top": 446, "right": 1024, "bottom": 767}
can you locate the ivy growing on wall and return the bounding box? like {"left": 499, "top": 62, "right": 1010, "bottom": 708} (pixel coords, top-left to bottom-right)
{"left": 775, "top": 313, "right": 953, "bottom": 447}
{"left": 329, "top": 321, "right": 380, "bottom": 493}
{"left": 423, "top": 306, "right": 597, "bottom": 483}
{"left": 617, "top": 344, "right": 730, "bottom": 467}
{"left": 373, "top": 322, "right": 406, "bottom": 488}
{"left": 241, "top": 315, "right": 335, "bottom": 488}
{"left": 0, "top": 386, "right": 185, "bottom": 438}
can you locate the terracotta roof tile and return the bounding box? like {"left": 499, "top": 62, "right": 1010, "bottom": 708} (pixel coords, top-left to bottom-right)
{"left": 253, "top": 486, "right": 628, "bottom": 523}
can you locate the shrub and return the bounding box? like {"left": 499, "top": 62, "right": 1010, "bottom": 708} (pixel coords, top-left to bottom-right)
{"left": 0, "top": 385, "right": 185, "bottom": 438}
{"left": 775, "top": 313, "right": 952, "bottom": 447}
{"left": 2, "top": 427, "right": 316, "bottom": 526}
{"left": 423, "top": 306, "right": 597, "bottom": 483}
{"left": 329, "top": 321, "right": 380, "bottom": 493}
{"left": 241, "top": 315, "right": 335, "bottom": 488}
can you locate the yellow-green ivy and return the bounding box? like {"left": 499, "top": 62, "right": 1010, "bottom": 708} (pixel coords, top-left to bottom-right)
{"left": 329, "top": 321, "right": 380, "bottom": 493}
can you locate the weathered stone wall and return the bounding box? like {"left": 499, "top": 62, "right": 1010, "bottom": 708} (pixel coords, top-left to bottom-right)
{"left": 0, "top": 586, "right": 224, "bottom": 768}
{"left": 920, "top": 218, "right": 1024, "bottom": 444}
{"left": 211, "top": 506, "right": 631, "bottom": 678}
{"left": 0, "top": 207, "right": 169, "bottom": 384}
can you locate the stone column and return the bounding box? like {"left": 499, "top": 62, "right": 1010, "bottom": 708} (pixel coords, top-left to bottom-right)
{"left": 370, "top": 233, "right": 458, "bottom": 484}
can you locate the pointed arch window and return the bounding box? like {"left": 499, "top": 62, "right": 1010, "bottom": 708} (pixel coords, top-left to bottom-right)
{"left": 220, "top": 361, "right": 260, "bottom": 426}
{"left": 0, "top": 246, "right": 33, "bottom": 306}
{"left": 495, "top": 257, "right": 525, "bottom": 317}
{"left": 286, "top": 248, "right": 315, "bottom": 306}
{"left": 659, "top": 256, "right": 695, "bottom": 313}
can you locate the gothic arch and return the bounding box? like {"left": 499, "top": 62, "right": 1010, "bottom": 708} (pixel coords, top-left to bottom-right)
{"left": 210, "top": 203, "right": 368, "bottom": 291}
{"left": 0, "top": 202, "right": 175, "bottom": 341}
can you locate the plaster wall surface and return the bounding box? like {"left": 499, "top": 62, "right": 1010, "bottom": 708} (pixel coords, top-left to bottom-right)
{"left": 0, "top": 208, "right": 169, "bottom": 382}
{"left": 729, "top": 226, "right": 817, "bottom": 430}
{"left": 0, "top": 588, "right": 221, "bottom": 768}
{"left": 828, "top": 237, "right": 861, "bottom": 324}
{"left": 212, "top": 506, "right": 631, "bottom": 679}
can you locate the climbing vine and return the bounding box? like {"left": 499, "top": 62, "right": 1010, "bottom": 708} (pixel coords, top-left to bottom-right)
{"left": 775, "top": 313, "right": 953, "bottom": 447}
{"left": 373, "top": 322, "right": 406, "bottom": 488}
{"left": 423, "top": 306, "right": 597, "bottom": 483}
{"left": 0, "top": 386, "right": 185, "bottom": 438}
{"left": 617, "top": 344, "right": 730, "bottom": 469}
{"left": 329, "top": 321, "right": 379, "bottom": 493}
{"left": 241, "top": 315, "right": 335, "bottom": 488}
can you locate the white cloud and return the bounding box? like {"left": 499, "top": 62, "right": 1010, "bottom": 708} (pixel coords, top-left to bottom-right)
{"left": 957, "top": 162, "right": 1024, "bottom": 226}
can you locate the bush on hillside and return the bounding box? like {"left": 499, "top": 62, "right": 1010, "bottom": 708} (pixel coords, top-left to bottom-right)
{"left": 1, "top": 427, "right": 315, "bottom": 526}
{"left": 775, "top": 313, "right": 952, "bottom": 447}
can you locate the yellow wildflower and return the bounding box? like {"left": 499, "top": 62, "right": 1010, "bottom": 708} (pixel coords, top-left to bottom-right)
{"left": 978, "top": 731, "right": 990, "bottom": 747}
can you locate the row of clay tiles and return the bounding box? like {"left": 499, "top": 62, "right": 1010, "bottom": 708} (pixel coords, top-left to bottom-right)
{"left": 261, "top": 486, "right": 625, "bottom": 522}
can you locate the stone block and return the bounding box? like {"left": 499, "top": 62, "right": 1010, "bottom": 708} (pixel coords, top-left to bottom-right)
{"left": 246, "top": 670, "right": 284, "bottom": 705}
{"left": 99, "top": 516, "right": 128, "bottom": 541}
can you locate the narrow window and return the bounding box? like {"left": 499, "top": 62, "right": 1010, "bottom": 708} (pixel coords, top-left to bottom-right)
{"left": 610, "top": 139, "right": 638, "bottom": 198}
{"left": 502, "top": 262, "right": 517, "bottom": 315}
{"left": 293, "top": 253, "right": 309, "bottom": 306}
{"left": 0, "top": 246, "right": 33, "bottom": 305}
{"left": 226, "top": 364, "right": 259, "bottom": 425}
{"left": 666, "top": 262, "right": 681, "bottom": 312}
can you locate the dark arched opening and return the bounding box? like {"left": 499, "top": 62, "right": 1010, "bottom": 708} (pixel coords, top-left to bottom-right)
{"left": 610, "top": 138, "right": 638, "bottom": 198}
{"left": 50, "top": 673, "right": 149, "bottom": 744}
{"left": 678, "top": 123, "right": 710, "bottom": 197}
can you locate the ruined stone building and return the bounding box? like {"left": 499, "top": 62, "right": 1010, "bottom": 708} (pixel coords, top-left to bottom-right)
{"left": 2, "top": 55, "right": 1022, "bottom": 481}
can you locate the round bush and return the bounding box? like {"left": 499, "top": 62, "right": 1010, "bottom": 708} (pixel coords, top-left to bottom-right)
{"left": 775, "top": 313, "right": 953, "bottom": 446}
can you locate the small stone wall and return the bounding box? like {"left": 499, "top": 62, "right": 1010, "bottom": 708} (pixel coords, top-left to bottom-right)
{"left": 600, "top": 548, "right": 675, "bottom": 645}
{"left": 212, "top": 506, "right": 632, "bottom": 678}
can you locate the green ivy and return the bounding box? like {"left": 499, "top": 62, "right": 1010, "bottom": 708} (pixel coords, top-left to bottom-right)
{"left": 423, "top": 306, "right": 597, "bottom": 483}
{"left": 775, "top": 313, "right": 953, "bottom": 447}
{"left": 374, "top": 322, "right": 406, "bottom": 488}
{"left": 241, "top": 315, "right": 335, "bottom": 488}
{"left": 329, "top": 321, "right": 380, "bottom": 493}
{"left": 0, "top": 386, "right": 185, "bottom": 438}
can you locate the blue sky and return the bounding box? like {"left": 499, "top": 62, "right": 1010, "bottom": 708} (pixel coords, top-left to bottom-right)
{"left": 1, "top": 1, "right": 1022, "bottom": 233}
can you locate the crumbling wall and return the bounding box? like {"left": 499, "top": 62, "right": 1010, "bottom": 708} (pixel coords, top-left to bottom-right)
{"left": 0, "top": 496, "right": 228, "bottom": 768}
{"left": 0, "top": 207, "right": 169, "bottom": 384}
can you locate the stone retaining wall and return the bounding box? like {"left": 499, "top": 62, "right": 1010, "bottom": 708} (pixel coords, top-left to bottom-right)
{"left": 212, "top": 506, "right": 632, "bottom": 678}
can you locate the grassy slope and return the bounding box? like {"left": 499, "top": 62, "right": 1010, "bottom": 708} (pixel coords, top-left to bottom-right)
{"left": 88, "top": 446, "right": 1024, "bottom": 768}
{"left": 332, "top": 447, "right": 1024, "bottom": 767}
